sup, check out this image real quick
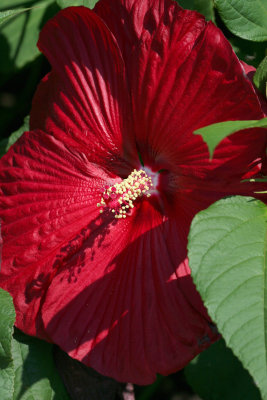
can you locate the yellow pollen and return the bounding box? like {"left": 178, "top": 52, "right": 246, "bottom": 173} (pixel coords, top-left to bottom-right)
{"left": 97, "top": 169, "right": 153, "bottom": 218}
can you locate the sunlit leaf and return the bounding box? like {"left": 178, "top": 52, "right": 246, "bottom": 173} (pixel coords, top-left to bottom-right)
{"left": 188, "top": 196, "right": 267, "bottom": 399}
{"left": 0, "top": 289, "right": 16, "bottom": 400}
{"left": 56, "top": 0, "right": 98, "bottom": 8}
{"left": 0, "top": 287, "right": 69, "bottom": 399}
{"left": 12, "top": 329, "right": 69, "bottom": 400}
{"left": 194, "top": 117, "right": 267, "bottom": 158}
{"left": 0, "top": 9, "right": 30, "bottom": 25}
{"left": 214, "top": 0, "right": 267, "bottom": 41}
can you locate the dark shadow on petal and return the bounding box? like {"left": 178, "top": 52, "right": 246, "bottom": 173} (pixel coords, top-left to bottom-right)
{"left": 25, "top": 272, "right": 51, "bottom": 303}
{"left": 38, "top": 219, "right": 219, "bottom": 383}
{"left": 25, "top": 212, "right": 116, "bottom": 303}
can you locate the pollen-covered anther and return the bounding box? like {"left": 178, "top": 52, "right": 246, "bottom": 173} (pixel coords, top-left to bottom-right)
{"left": 98, "top": 169, "right": 154, "bottom": 218}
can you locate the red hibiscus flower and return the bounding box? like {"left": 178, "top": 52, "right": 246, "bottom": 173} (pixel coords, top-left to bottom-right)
{"left": 0, "top": 0, "right": 266, "bottom": 385}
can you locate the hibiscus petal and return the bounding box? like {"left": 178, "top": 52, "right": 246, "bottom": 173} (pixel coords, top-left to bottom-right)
{"left": 42, "top": 201, "right": 217, "bottom": 384}
{"left": 30, "top": 6, "right": 138, "bottom": 172}
{"left": 0, "top": 130, "right": 118, "bottom": 338}
{"left": 95, "top": 0, "right": 266, "bottom": 176}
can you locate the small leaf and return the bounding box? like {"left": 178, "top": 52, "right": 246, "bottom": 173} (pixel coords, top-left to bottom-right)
{"left": 0, "top": 115, "right": 29, "bottom": 158}
{"left": 188, "top": 196, "right": 267, "bottom": 399}
{"left": 214, "top": 0, "right": 267, "bottom": 42}
{"left": 194, "top": 117, "right": 267, "bottom": 158}
{"left": 185, "top": 339, "right": 261, "bottom": 400}
{"left": 0, "top": 289, "right": 16, "bottom": 400}
{"left": 254, "top": 56, "right": 267, "bottom": 96}
{"left": 56, "top": 0, "right": 98, "bottom": 8}
{"left": 12, "top": 329, "right": 70, "bottom": 400}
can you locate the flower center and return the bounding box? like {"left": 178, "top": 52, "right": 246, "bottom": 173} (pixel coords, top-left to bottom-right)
{"left": 97, "top": 169, "right": 154, "bottom": 219}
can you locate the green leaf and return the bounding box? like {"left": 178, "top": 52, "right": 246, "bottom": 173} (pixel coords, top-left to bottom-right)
{"left": 0, "top": 0, "right": 59, "bottom": 74}
{"left": 254, "top": 55, "right": 267, "bottom": 96}
{"left": 0, "top": 115, "right": 29, "bottom": 157}
{"left": 0, "top": 288, "right": 69, "bottom": 399}
{"left": 0, "top": 289, "right": 16, "bottom": 400}
{"left": 193, "top": 0, "right": 215, "bottom": 21}
{"left": 194, "top": 117, "right": 267, "bottom": 158}
{"left": 185, "top": 339, "right": 261, "bottom": 400}
{"left": 176, "top": 0, "right": 215, "bottom": 21}
{"left": 0, "top": 9, "right": 31, "bottom": 25}
{"left": 188, "top": 196, "right": 267, "bottom": 399}
{"left": 12, "top": 329, "right": 70, "bottom": 400}
{"left": 214, "top": 0, "right": 267, "bottom": 41}
{"left": 56, "top": 0, "right": 98, "bottom": 8}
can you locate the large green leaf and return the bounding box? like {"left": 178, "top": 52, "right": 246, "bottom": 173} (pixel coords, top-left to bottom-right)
{"left": 0, "top": 289, "right": 16, "bottom": 400}
{"left": 56, "top": 0, "right": 98, "bottom": 8}
{"left": 12, "top": 329, "right": 69, "bottom": 400}
{"left": 177, "top": 0, "right": 215, "bottom": 21}
{"left": 0, "top": 0, "right": 59, "bottom": 74}
{"left": 214, "top": 0, "right": 267, "bottom": 41}
{"left": 194, "top": 117, "right": 267, "bottom": 158}
{"left": 185, "top": 339, "right": 261, "bottom": 400}
{"left": 254, "top": 55, "right": 267, "bottom": 96}
{"left": 0, "top": 289, "right": 69, "bottom": 399}
{"left": 188, "top": 196, "right": 267, "bottom": 399}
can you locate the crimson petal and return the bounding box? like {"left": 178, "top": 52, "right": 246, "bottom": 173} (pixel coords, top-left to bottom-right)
{"left": 31, "top": 6, "right": 138, "bottom": 173}
{"left": 95, "top": 0, "right": 266, "bottom": 175}
{"left": 0, "top": 130, "right": 116, "bottom": 338}
{"left": 41, "top": 201, "right": 217, "bottom": 384}
{"left": 0, "top": 132, "right": 216, "bottom": 382}
{"left": 2, "top": 0, "right": 266, "bottom": 386}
